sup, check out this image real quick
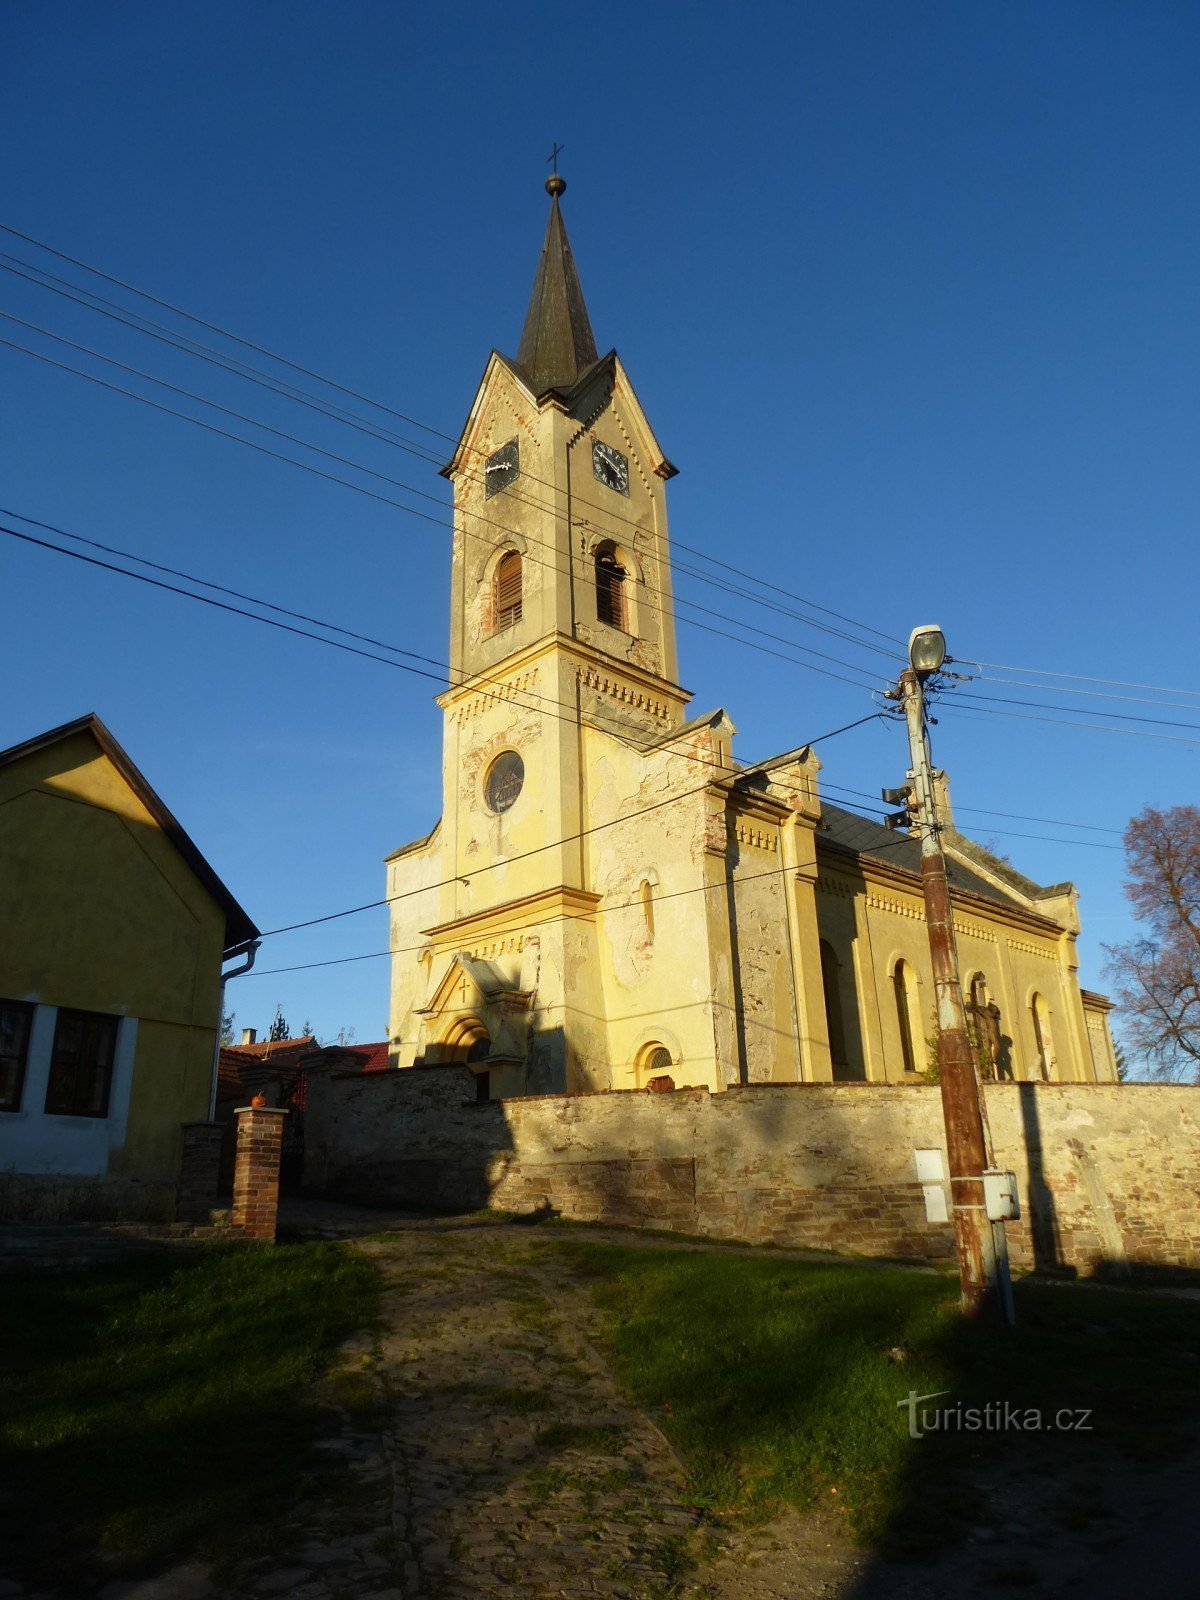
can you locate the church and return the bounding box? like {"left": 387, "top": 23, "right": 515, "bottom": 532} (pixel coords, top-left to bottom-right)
{"left": 386, "top": 176, "right": 1119, "bottom": 1098}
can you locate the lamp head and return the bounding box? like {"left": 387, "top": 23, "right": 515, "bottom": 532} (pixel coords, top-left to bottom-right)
{"left": 908, "top": 624, "right": 947, "bottom": 677}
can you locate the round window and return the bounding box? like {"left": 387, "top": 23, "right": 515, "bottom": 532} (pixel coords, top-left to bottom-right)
{"left": 485, "top": 750, "right": 524, "bottom": 814}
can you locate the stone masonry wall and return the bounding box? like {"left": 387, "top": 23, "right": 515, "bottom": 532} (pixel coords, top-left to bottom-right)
{"left": 304, "top": 1068, "right": 1200, "bottom": 1275}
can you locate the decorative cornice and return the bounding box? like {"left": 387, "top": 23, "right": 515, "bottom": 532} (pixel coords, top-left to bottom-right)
{"left": 446, "top": 668, "right": 541, "bottom": 724}
{"left": 422, "top": 884, "right": 601, "bottom": 947}
{"left": 439, "top": 632, "right": 690, "bottom": 714}
{"left": 734, "top": 821, "right": 779, "bottom": 853}
{"left": 577, "top": 663, "right": 674, "bottom": 726}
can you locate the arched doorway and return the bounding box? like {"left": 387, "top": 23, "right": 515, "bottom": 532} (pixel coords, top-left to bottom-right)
{"left": 443, "top": 1021, "right": 493, "bottom": 1101}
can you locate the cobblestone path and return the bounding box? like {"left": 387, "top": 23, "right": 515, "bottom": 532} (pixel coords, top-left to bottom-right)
{"left": 213, "top": 1219, "right": 711, "bottom": 1600}
{"left": 370, "top": 1226, "right": 701, "bottom": 1598}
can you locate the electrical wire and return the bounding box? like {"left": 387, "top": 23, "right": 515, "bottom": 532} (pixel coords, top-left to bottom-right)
{"left": 1, "top": 252, "right": 904, "bottom": 666}
{"left": 967, "top": 658, "right": 1200, "bottom": 703}
{"left": 0, "top": 510, "right": 886, "bottom": 791}
{"left": 816, "top": 778, "right": 1125, "bottom": 836}
{"left": 9, "top": 218, "right": 1197, "bottom": 711}
{"left": 0, "top": 223, "right": 905, "bottom": 654}
{"left": 0, "top": 512, "right": 888, "bottom": 938}
{"left": 0, "top": 330, "right": 883, "bottom": 692}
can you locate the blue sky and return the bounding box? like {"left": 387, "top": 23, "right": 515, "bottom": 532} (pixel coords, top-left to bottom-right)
{"left": 2, "top": 2, "right": 1197, "bottom": 1054}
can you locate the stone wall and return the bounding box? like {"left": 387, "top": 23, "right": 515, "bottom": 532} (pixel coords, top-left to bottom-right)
{"left": 0, "top": 1171, "right": 178, "bottom": 1224}
{"left": 304, "top": 1068, "right": 1200, "bottom": 1275}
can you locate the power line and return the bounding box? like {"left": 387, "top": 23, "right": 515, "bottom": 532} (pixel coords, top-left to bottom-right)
{"left": 967, "top": 657, "right": 1200, "bottom": 704}
{"left": 0, "top": 330, "right": 883, "bottom": 691}
{"left": 246, "top": 826, "right": 929, "bottom": 978}
{"left": 256, "top": 710, "right": 883, "bottom": 939}
{"left": 818, "top": 778, "right": 1125, "bottom": 837}
{"left": 9, "top": 218, "right": 1198, "bottom": 712}
{"left": 0, "top": 509, "right": 886, "bottom": 784}
{"left": 0, "top": 227, "right": 904, "bottom": 656}
{"left": 947, "top": 685, "right": 1200, "bottom": 735}
{"left": 0, "top": 513, "right": 888, "bottom": 930}
{"left": 2, "top": 249, "right": 905, "bottom": 665}
{"left": 0, "top": 304, "right": 892, "bottom": 677}
{"left": 937, "top": 699, "right": 1200, "bottom": 748}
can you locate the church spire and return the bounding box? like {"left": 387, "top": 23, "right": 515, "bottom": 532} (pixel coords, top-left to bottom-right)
{"left": 515, "top": 174, "right": 599, "bottom": 395}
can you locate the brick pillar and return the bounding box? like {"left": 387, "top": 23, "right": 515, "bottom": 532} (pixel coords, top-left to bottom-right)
{"left": 177, "top": 1121, "right": 224, "bottom": 1223}
{"left": 231, "top": 1106, "right": 286, "bottom": 1241}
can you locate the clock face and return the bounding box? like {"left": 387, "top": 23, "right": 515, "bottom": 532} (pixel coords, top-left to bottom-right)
{"left": 484, "top": 438, "right": 519, "bottom": 498}
{"left": 592, "top": 440, "right": 629, "bottom": 496}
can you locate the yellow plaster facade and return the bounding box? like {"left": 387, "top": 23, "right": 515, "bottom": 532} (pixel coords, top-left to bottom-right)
{"left": 387, "top": 184, "right": 1118, "bottom": 1097}
{"left": 0, "top": 717, "right": 257, "bottom": 1216}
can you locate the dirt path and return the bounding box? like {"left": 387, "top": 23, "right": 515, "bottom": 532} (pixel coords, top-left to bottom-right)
{"left": 204, "top": 1210, "right": 1198, "bottom": 1600}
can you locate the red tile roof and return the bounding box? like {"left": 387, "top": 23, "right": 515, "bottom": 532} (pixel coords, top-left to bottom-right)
{"left": 350, "top": 1041, "right": 390, "bottom": 1073}
{"left": 224, "top": 1035, "right": 317, "bottom": 1062}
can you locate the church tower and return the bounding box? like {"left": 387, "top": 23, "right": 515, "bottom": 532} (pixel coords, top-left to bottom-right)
{"left": 386, "top": 173, "right": 740, "bottom": 1098}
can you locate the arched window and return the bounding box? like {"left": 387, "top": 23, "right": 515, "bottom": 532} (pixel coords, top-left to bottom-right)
{"left": 640, "top": 879, "right": 655, "bottom": 941}
{"left": 595, "top": 544, "right": 626, "bottom": 630}
{"left": 493, "top": 551, "right": 523, "bottom": 631}
{"left": 819, "top": 940, "right": 847, "bottom": 1068}
{"left": 637, "top": 1042, "right": 673, "bottom": 1085}
{"left": 893, "top": 959, "right": 919, "bottom": 1075}
{"left": 1030, "top": 993, "right": 1055, "bottom": 1081}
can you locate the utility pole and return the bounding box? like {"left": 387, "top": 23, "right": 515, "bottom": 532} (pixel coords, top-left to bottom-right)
{"left": 892, "top": 626, "right": 1011, "bottom": 1321}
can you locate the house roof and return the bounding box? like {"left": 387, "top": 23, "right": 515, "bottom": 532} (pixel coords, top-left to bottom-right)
{"left": 817, "top": 802, "right": 1029, "bottom": 909}
{"left": 223, "top": 1035, "right": 318, "bottom": 1064}
{"left": 348, "top": 1041, "right": 390, "bottom": 1072}
{"left": 216, "top": 1037, "right": 389, "bottom": 1103}
{"left": 0, "top": 713, "right": 258, "bottom": 950}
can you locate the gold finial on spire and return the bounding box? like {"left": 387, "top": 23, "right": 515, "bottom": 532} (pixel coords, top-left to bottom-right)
{"left": 546, "top": 141, "right": 566, "bottom": 197}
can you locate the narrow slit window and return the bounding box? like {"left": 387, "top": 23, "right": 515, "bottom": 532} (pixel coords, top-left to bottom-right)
{"left": 641, "top": 879, "right": 655, "bottom": 941}
{"left": 494, "top": 551, "right": 523, "bottom": 631}
{"left": 893, "top": 961, "right": 918, "bottom": 1075}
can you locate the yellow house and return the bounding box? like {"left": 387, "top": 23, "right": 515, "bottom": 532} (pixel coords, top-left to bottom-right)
{"left": 0, "top": 715, "right": 258, "bottom": 1220}
{"left": 386, "top": 177, "right": 1118, "bottom": 1096}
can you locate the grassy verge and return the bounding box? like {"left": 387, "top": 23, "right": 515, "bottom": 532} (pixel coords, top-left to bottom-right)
{"left": 566, "top": 1241, "right": 1200, "bottom": 1553}
{"left": 0, "top": 1240, "right": 379, "bottom": 1589}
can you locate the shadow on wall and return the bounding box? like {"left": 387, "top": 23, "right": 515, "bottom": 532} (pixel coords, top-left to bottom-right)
{"left": 815, "top": 857, "right": 868, "bottom": 1081}
{"left": 1017, "top": 1081, "right": 1069, "bottom": 1276}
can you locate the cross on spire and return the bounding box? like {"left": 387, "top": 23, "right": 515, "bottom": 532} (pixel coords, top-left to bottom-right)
{"left": 547, "top": 141, "right": 565, "bottom": 175}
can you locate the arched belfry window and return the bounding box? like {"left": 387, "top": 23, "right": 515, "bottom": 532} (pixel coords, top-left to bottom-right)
{"left": 595, "top": 544, "right": 626, "bottom": 631}
{"left": 493, "top": 551, "right": 522, "bottom": 631}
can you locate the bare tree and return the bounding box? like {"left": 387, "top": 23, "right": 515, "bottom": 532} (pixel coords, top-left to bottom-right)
{"left": 1103, "top": 805, "right": 1200, "bottom": 1081}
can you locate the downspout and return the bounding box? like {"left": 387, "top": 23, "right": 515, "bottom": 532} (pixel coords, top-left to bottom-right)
{"left": 208, "top": 939, "right": 262, "bottom": 1120}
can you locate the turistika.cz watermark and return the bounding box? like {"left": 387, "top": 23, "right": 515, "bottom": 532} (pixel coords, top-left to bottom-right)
{"left": 898, "top": 1390, "right": 1094, "bottom": 1440}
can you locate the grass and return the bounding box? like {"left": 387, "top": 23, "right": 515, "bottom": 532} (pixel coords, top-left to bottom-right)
{"left": 0, "top": 1240, "right": 379, "bottom": 1589}
{"left": 565, "top": 1241, "right": 1200, "bottom": 1552}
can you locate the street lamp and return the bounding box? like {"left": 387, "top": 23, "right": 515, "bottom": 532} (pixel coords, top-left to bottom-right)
{"left": 908, "top": 624, "right": 947, "bottom": 677}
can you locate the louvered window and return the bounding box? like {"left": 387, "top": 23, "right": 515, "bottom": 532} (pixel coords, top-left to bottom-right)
{"left": 595, "top": 548, "right": 626, "bottom": 630}
{"left": 494, "top": 551, "right": 522, "bottom": 631}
